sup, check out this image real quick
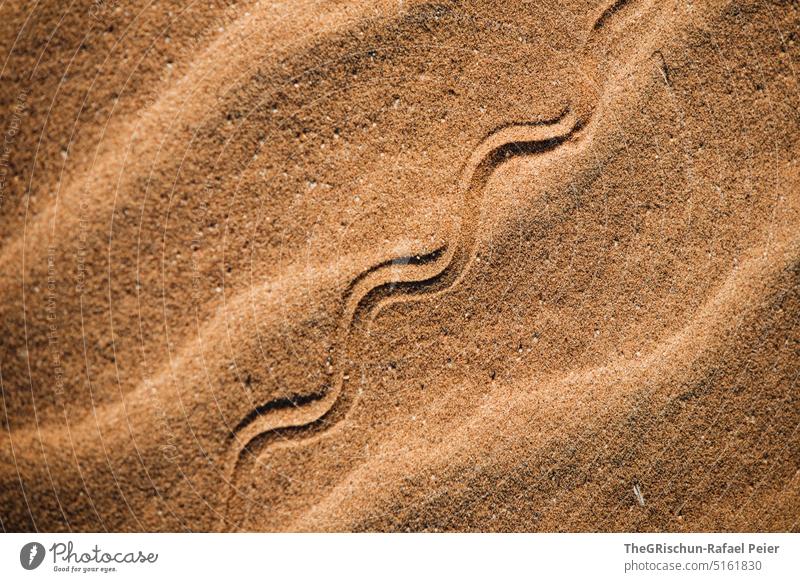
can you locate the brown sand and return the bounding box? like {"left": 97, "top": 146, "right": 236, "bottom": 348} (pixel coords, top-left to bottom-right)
{"left": 0, "top": 0, "right": 798, "bottom": 532}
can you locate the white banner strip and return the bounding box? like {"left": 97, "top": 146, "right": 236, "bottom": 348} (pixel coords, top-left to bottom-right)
{"left": 1, "top": 533, "right": 797, "bottom": 581}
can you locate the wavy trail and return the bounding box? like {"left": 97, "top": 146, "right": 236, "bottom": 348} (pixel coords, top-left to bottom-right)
{"left": 223, "top": 108, "right": 586, "bottom": 523}
{"left": 223, "top": 0, "right": 659, "bottom": 524}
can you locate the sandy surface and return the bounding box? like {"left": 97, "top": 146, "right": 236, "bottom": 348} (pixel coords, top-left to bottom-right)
{"left": 0, "top": 0, "right": 798, "bottom": 532}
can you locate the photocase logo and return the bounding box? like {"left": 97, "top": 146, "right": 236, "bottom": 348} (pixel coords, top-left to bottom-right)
{"left": 20, "top": 542, "right": 46, "bottom": 570}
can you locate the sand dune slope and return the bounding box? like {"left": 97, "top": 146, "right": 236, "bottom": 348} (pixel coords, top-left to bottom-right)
{"left": 1, "top": 0, "right": 798, "bottom": 531}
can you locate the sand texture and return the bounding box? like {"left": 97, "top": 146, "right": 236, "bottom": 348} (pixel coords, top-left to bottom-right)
{"left": 1, "top": 0, "right": 799, "bottom": 532}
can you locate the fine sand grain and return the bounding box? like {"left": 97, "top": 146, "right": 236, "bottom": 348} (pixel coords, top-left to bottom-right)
{"left": 1, "top": 0, "right": 798, "bottom": 531}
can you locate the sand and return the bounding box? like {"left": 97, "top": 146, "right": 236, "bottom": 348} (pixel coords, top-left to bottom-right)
{"left": 0, "top": 0, "right": 798, "bottom": 532}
